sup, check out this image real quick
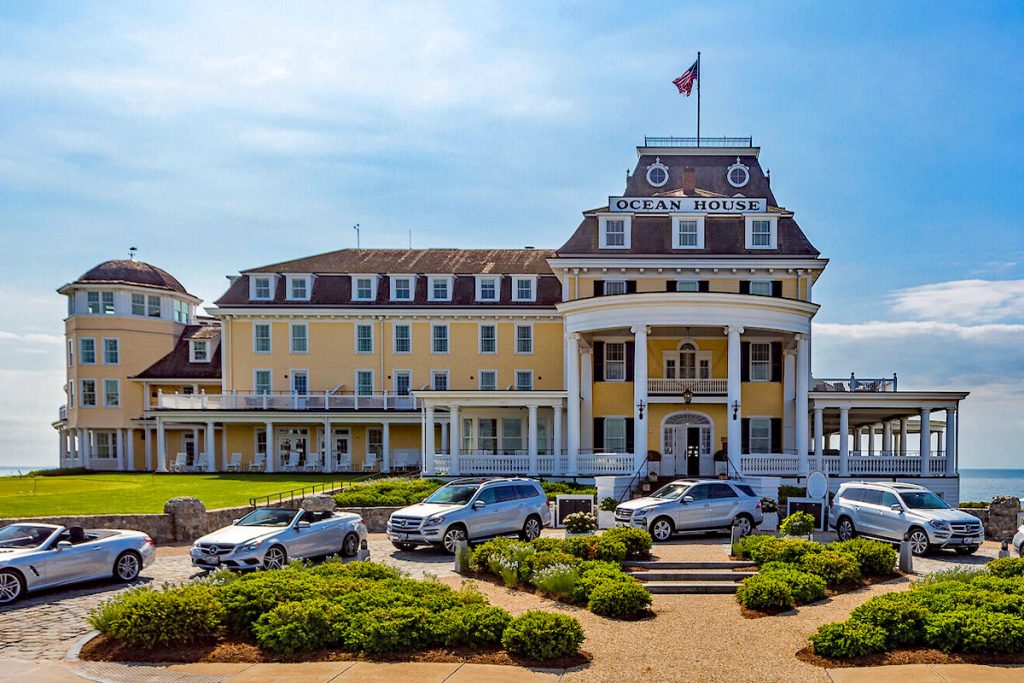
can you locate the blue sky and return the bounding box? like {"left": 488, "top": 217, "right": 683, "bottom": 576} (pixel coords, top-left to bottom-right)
{"left": 1, "top": 1, "right": 1022, "bottom": 467}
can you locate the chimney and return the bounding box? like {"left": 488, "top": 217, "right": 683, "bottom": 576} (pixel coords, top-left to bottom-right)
{"left": 682, "top": 167, "right": 696, "bottom": 195}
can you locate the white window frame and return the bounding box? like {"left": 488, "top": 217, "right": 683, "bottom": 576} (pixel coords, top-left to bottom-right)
{"left": 355, "top": 369, "right": 375, "bottom": 396}
{"left": 672, "top": 215, "right": 706, "bottom": 249}
{"left": 599, "top": 214, "right": 632, "bottom": 249}
{"left": 253, "top": 323, "right": 272, "bottom": 354}
{"left": 103, "top": 378, "right": 120, "bottom": 407}
{"left": 86, "top": 291, "right": 101, "bottom": 315}
{"left": 514, "top": 323, "right": 533, "bottom": 355}
{"left": 68, "top": 381, "right": 74, "bottom": 408}
{"left": 604, "top": 341, "right": 626, "bottom": 382}
{"left": 745, "top": 215, "right": 778, "bottom": 249}
{"left": 393, "top": 369, "right": 412, "bottom": 395}
{"left": 254, "top": 369, "right": 273, "bottom": 395}
{"left": 101, "top": 337, "right": 119, "bottom": 365}
{"left": 603, "top": 416, "right": 627, "bottom": 452}
{"left": 603, "top": 279, "right": 628, "bottom": 296}
{"left": 514, "top": 369, "right": 534, "bottom": 391}
{"left": 290, "top": 369, "right": 309, "bottom": 395}
{"left": 475, "top": 276, "right": 500, "bottom": 302}
{"left": 749, "top": 416, "right": 772, "bottom": 453}
{"left": 390, "top": 275, "right": 414, "bottom": 302}
{"left": 431, "top": 323, "right": 449, "bottom": 354}
{"left": 750, "top": 342, "right": 771, "bottom": 382}
{"left": 250, "top": 275, "right": 274, "bottom": 301}
{"left": 79, "top": 337, "right": 96, "bottom": 365}
{"left": 512, "top": 276, "right": 538, "bottom": 302}
{"left": 290, "top": 322, "right": 309, "bottom": 354}
{"left": 94, "top": 431, "right": 116, "bottom": 458}
{"left": 101, "top": 291, "right": 115, "bottom": 315}
{"left": 749, "top": 280, "right": 773, "bottom": 297}
{"left": 189, "top": 340, "right": 210, "bottom": 363}
{"left": 478, "top": 369, "right": 498, "bottom": 391}
{"left": 478, "top": 323, "right": 497, "bottom": 354}
{"left": 287, "top": 275, "right": 312, "bottom": 301}
{"left": 392, "top": 323, "right": 412, "bottom": 354}
{"left": 67, "top": 340, "right": 74, "bottom": 367}
{"left": 351, "top": 275, "right": 377, "bottom": 302}
{"left": 172, "top": 298, "right": 190, "bottom": 324}
{"left": 354, "top": 323, "right": 373, "bottom": 354}
{"left": 430, "top": 369, "right": 450, "bottom": 391}
{"left": 428, "top": 276, "right": 453, "bottom": 302}
{"left": 80, "top": 379, "right": 97, "bottom": 407}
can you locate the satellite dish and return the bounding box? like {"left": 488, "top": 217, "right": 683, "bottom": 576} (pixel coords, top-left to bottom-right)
{"left": 807, "top": 471, "right": 829, "bottom": 500}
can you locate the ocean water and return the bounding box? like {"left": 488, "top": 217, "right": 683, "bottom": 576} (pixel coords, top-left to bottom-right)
{"left": 959, "top": 469, "right": 1024, "bottom": 503}
{"left": 0, "top": 465, "right": 52, "bottom": 477}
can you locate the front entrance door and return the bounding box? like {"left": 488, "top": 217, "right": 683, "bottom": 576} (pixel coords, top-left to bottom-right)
{"left": 686, "top": 427, "right": 701, "bottom": 476}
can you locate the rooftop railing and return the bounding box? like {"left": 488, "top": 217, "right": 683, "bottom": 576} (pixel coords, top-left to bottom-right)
{"left": 812, "top": 373, "right": 898, "bottom": 393}
{"left": 156, "top": 390, "right": 420, "bottom": 411}
{"left": 643, "top": 136, "right": 754, "bottom": 148}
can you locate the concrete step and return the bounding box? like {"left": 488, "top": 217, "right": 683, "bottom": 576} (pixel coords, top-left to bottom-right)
{"left": 643, "top": 581, "right": 742, "bottom": 594}
{"left": 630, "top": 570, "right": 753, "bottom": 582}
{"left": 624, "top": 560, "right": 755, "bottom": 570}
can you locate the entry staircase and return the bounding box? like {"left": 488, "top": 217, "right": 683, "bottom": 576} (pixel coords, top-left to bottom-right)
{"left": 624, "top": 559, "right": 756, "bottom": 594}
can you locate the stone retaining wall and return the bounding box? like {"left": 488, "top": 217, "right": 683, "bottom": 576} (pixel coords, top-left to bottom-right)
{"left": 959, "top": 496, "right": 1022, "bottom": 541}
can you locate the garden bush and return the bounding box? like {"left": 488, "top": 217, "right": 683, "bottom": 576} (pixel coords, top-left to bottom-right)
{"left": 732, "top": 533, "right": 776, "bottom": 560}
{"left": 529, "top": 537, "right": 568, "bottom": 554}
{"left": 218, "top": 569, "right": 333, "bottom": 634}
{"left": 344, "top": 606, "right": 445, "bottom": 653}
{"left": 924, "top": 608, "right": 1024, "bottom": 654}
{"left": 601, "top": 527, "right": 653, "bottom": 560}
{"left": 800, "top": 550, "right": 861, "bottom": 587}
{"left": 501, "top": 611, "right": 585, "bottom": 661}
{"left": 88, "top": 584, "right": 224, "bottom": 648}
{"left": 445, "top": 604, "right": 513, "bottom": 647}
{"left": 587, "top": 578, "right": 652, "bottom": 617}
{"left": 849, "top": 593, "right": 929, "bottom": 648}
{"left": 810, "top": 621, "right": 888, "bottom": 658}
{"left": 333, "top": 477, "right": 444, "bottom": 507}
{"left": 779, "top": 511, "right": 816, "bottom": 536}
{"left": 754, "top": 537, "right": 822, "bottom": 565}
{"left": 599, "top": 496, "right": 618, "bottom": 511}
{"left": 531, "top": 550, "right": 581, "bottom": 572}
{"left": 770, "top": 567, "right": 827, "bottom": 604}
{"left": 253, "top": 599, "right": 338, "bottom": 654}
{"left": 735, "top": 574, "right": 794, "bottom": 611}
{"left": 470, "top": 537, "right": 527, "bottom": 572}
{"left": 563, "top": 511, "right": 598, "bottom": 534}
{"left": 988, "top": 557, "right": 1024, "bottom": 578}
{"left": 530, "top": 563, "right": 579, "bottom": 599}
{"left": 830, "top": 538, "right": 897, "bottom": 576}
{"left": 486, "top": 543, "right": 536, "bottom": 587}
{"left": 569, "top": 562, "right": 636, "bottom": 604}
{"left": 539, "top": 481, "right": 597, "bottom": 501}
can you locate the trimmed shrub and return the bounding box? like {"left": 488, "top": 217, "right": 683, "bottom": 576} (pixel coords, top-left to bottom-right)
{"left": 540, "top": 481, "right": 597, "bottom": 501}
{"left": 530, "top": 563, "right": 580, "bottom": 599}
{"left": 924, "top": 608, "right": 1024, "bottom": 654}
{"left": 732, "top": 533, "right": 777, "bottom": 560}
{"left": 773, "top": 568, "right": 827, "bottom": 604}
{"left": 487, "top": 544, "right": 536, "bottom": 588}
{"left": 564, "top": 535, "right": 598, "bottom": 560}
{"left": 779, "top": 511, "right": 816, "bottom": 536}
{"left": 593, "top": 537, "right": 628, "bottom": 563}
{"left": 308, "top": 559, "right": 403, "bottom": 581}
{"left": 333, "top": 477, "right": 444, "bottom": 507}
{"left": 88, "top": 584, "right": 224, "bottom": 648}
{"left": 529, "top": 537, "right": 568, "bottom": 554}
{"left": 532, "top": 550, "right": 582, "bottom": 572}
{"left": 599, "top": 496, "right": 618, "bottom": 512}
{"left": 587, "top": 579, "right": 652, "bottom": 618}
{"left": 735, "top": 574, "right": 795, "bottom": 611}
{"left": 570, "top": 562, "right": 634, "bottom": 604}
{"left": 801, "top": 550, "right": 861, "bottom": 587}
{"left": 810, "top": 620, "right": 888, "bottom": 658}
{"left": 601, "top": 527, "right": 653, "bottom": 560}
{"left": 830, "top": 538, "right": 897, "bottom": 576}
{"left": 850, "top": 593, "right": 929, "bottom": 648}
{"left": 218, "top": 570, "right": 332, "bottom": 634}
{"left": 988, "top": 557, "right": 1024, "bottom": 578}
{"left": 742, "top": 536, "right": 822, "bottom": 566}
{"left": 471, "top": 537, "right": 528, "bottom": 572}
{"left": 501, "top": 610, "right": 585, "bottom": 661}
{"left": 343, "top": 606, "right": 445, "bottom": 653}
{"left": 564, "top": 512, "right": 598, "bottom": 534}
{"left": 253, "top": 599, "right": 338, "bottom": 654}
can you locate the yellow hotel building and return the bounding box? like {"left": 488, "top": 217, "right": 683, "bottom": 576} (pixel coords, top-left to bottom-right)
{"left": 53, "top": 137, "right": 969, "bottom": 502}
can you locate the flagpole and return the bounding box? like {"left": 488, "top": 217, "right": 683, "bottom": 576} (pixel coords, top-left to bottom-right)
{"left": 696, "top": 51, "right": 701, "bottom": 147}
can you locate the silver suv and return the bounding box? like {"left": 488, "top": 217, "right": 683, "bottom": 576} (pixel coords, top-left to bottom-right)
{"left": 614, "top": 479, "right": 764, "bottom": 542}
{"left": 387, "top": 478, "right": 551, "bottom": 554}
{"left": 829, "top": 482, "right": 983, "bottom": 556}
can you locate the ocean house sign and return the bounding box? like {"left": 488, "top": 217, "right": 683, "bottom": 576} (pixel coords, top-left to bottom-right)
{"left": 608, "top": 196, "right": 767, "bottom": 213}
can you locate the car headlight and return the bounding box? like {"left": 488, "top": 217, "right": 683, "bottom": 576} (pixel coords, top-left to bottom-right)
{"left": 240, "top": 539, "right": 266, "bottom": 551}
{"left": 928, "top": 520, "right": 950, "bottom": 530}
{"left": 634, "top": 507, "right": 652, "bottom": 517}
{"left": 425, "top": 515, "right": 445, "bottom": 526}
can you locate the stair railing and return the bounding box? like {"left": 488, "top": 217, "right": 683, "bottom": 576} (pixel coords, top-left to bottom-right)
{"left": 618, "top": 452, "right": 651, "bottom": 503}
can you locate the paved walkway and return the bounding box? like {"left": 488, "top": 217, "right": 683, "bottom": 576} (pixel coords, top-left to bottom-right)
{"left": 826, "top": 663, "right": 1024, "bottom": 682}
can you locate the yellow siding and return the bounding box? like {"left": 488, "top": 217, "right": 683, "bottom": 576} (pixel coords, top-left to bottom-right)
{"left": 742, "top": 382, "right": 784, "bottom": 418}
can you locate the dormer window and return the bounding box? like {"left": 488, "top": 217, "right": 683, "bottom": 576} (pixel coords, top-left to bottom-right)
{"left": 287, "top": 275, "right": 312, "bottom": 300}
{"left": 599, "top": 215, "right": 631, "bottom": 249}
{"left": 351, "top": 275, "right": 377, "bottom": 302}
{"left": 390, "top": 276, "right": 413, "bottom": 302}
{"left": 512, "top": 276, "right": 537, "bottom": 302}
{"left": 673, "top": 216, "right": 705, "bottom": 249}
{"left": 745, "top": 216, "right": 778, "bottom": 249}
{"left": 476, "top": 276, "right": 499, "bottom": 302}
{"left": 251, "top": 276, "right": 273, "bottom": 301}
{"left": 189, "top": 340, "right": 209, "bottom": 363}
{"left": 428, "top": 276, "right": 453, "bottom": 302}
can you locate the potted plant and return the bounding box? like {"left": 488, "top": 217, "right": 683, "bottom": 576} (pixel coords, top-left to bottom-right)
{"left": 598, "top": 496, "right": 618, "bottom": 530}
{"left": 760, "top": 496, "right": 779, "bottom": 531}
{"left": 563, "top": 511, "right": 598, "bottom": 538}
{"left": 713, "top": 450, "right": 728, "bottom": 478}
{"left": 779, "top": 511, "right": 815, "bottom": 540}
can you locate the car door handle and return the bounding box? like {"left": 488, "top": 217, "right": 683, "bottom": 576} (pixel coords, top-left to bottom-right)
{"left": 91, "top": 547, "right": 103, "bottom": 551}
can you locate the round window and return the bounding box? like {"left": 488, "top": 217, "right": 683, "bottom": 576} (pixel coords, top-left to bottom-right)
{"left": 726, "top": 158, "right": 749, "bottom": 188}
{"left": 646, "top": 158, "right": 669, "bottom": 188}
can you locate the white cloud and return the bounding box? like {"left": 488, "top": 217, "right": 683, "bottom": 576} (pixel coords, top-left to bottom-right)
{"left": 889, "top": 279, "right": 1024, "bottom": 324}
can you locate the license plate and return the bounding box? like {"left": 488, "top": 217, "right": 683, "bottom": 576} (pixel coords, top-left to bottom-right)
{"left": 203, "top": 555, "right": 220, "bottom": 564}
{"left": 394, "top": 533, "right": 408, "bottom": 541}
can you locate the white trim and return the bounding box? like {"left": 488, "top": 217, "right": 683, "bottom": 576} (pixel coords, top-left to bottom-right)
{"left": 429, "top": 369, "right": 450, "bottom": 391}
{"left": 253, "top": 368, "right": 273, "bottom": 394}
{"left": 102, "top": 378, "right": 120, "bottom": 408}
{"left": 672, "top": 215, "right": 706, "bottom": 250}
{"left": 548, "top": 256, "right": 827, "bottom": 272}
{"left": 598, "top": 214, "right": 632, "bottom": 249}
{"left": 427, "top": 275, "right": 454, "bottom": 302}
{"left": 747, "top": 415, "right": 772, "bottom": 452}
{"left": 253, "top": 322, "right": 272, "bottom": 354}
{"left": 430, "top": 322, "right": 450, "bottom": 354}
{"left": 289, "top": 369, "right": 310, "bottom": 394}
{"left": 514, "top": 369, "right": 534, "bottom": 391}
{"left": 392, "top": 322, "right": 412, "bottom": 354}
{"left": 478, "top": 369, "right": 498, "bottom": 391}
{"left": 79, "top": 337, "right": 96, "bottom": 365}
{"left": 514, "top": 322, "right": 534, "bottom": 355}
{"left": 354, "top": 368, "right": 375, "bottom": 395}
{"left": 511, "top": 275, "right": 538, "bottom": 302}
{"left": 354, "top": 322, "right": 374, "bottom": 354}
{"left": 351, "top": 274, "right": 378, "bottom": 302}
{"left": 210, "top": 305, "right": 562, "bottom": 319}
{"left": 286, "top": 274, "right": 313, "bottom": 301}
{"left": 393, "top": 369, "right": 412, "bottom": 395}
{"left": 189, "top": 339, "right": 211, "bottom": 363}
{"left": 249, "top": 274, "right": 276, "bottom": 301}
{"left": 748, "top": 279, "right": 774, "bottom": 297}
{"left": 101, "top": 337, "right": 119, "bottom": 365}
{"left": 602, "top": 279, "right": 629, "bottom": 296}
{"left": 80, "top": 378, "right": 97, "bottom": 407}
{"left": 290, "top": 322, "right": 309, "bottom": 354}
{"left": 388, "top": 274, "right": 415, "bottom": 302}
{"left": 474, "top": 275, "right": 501, "bottom": 303}
{"left": 745, "top": 215, "right": 778, "bottom": 250}
{"left": 478, "top": 322, "right": 497, "bottom": 354}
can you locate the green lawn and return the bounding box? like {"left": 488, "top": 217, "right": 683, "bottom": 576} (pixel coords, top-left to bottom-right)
{"left": 0, "top": 473, "right": 368, "bottom": 517}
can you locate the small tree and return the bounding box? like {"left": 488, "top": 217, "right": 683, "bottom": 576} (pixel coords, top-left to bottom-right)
{"left": 779, "top": 511, "right": 815, "bottom": 537}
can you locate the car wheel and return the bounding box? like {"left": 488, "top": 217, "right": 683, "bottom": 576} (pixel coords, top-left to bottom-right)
{"left": 0, "top": 569, "right": 24, "bottom": 605}
{"left": 341, "top": 532, "right": 360, "bottom": 558}
{"left": 391, "top": 542, "right": 418, "bottom": 551}
{"left": 520, "top": 515, "right": 542, "bottom": 542}
{"left": 113, "top": 551, "right": 142, "bottom": 582}
{"left": 650, "top": 517, "right": 674, "bottom": 543}
{"left": 954, "top": 546, "right": 978, "bottom": 556}
{"left": 908, "top": 527, "right": 930, "bottom": 556}
{"left": 441, "top": 525, "right": 468, "bottom": 555}
{"left": 262, "top": 545, "right": 287, "bottom": 570}
{"left": 732, "top": 514, "right": 754, "bottom": 537}
{"left": 836, "top": 517, "right": 856, "bottom": 541}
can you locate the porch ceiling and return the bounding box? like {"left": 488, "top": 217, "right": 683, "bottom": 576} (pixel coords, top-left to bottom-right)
{"left": 817, "top": 406, "right": 948, "bottom": 433}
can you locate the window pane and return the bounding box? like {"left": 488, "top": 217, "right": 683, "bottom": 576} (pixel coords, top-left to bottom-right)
{"left": 750, "top": 343, "right": 771, "bottom": 381}
{"left": 356, "top": 324, "right": 372, "bottom": 353}
{"left": 604, "top": 418, "right": 626, "bottom": 451}
{"left": 750, "top": 417, "right": 771, "bottom": 452}
{"left": 356, "top": 371, "right": 373, "bottom": 395}
{"left": 516, "top": 279, "right": 533, "bottom": 300}
{"left": 502, "top": 418, "right": 523, "bottom": 453}
{"left": 103, "top": 339, "right": 118, "bottom": 364}
{"left": 432, "top": 279, "right": 448, "bottom": 299}
{"left": 192, "top": 341, "right": 208, "bottom": 361}
{"left": 432, "top": 371, "right": 448, "bottom": 391}
{"left": 515, "top": 371, "right": 532, "bottom": 391}
{"left": 394, "top": 325, "right": 411, "bottom": 353}
{"left": 292, "top": 278, "right": 308, "bottom": 298}
{"left": 480, "top": 370, "right": 497, "bottom": 391}
{"left": 604, "top": 219, "right": 625, "bottom": 246}
{"left": 395, "top": 371, "right": 411, "bottom": 395}
{"left": 515, "top": 325, "right": 532, "bottom": 353}
{"left": 432, "top": 325, "right": 448, "bottom": 353}
{"left": 356, "top": 278, "right": 372, "bottom": 299}
{"left": 677, "top": 280, "right": 699, "bottom": 292}
{"left": 87, "top": 292, "right": 100, "bottom": 314}
{"left": 750, "top": 281, "right": 772, "bottom": 296}
{"left": 255, "top": 371, "right": 272, "bottom": 394}
{"left": 148, "top": 295, "right": 161, "bottom": 317}
{"left": 480, "top": 325, "right": 496, "bottom": 353}
{"left": 131, "top": 294, "right": 145, "bottom": 316}
{"left": 254, "top": 324, "right": 271, "bottom": 352}
{"left": 101, "top": 292, "right": 114, "bottom": 314}
{"left": 604, "top": 281, "right": 627, "bottom": 296}
{"left": 480, "top": 279, "right": 497, "bottom": 300}
{"left": 752, "top": 220, "right": 772, "bottom": 247}
{"left": 394, "top": 278, "right": 411, "bottom": 299}
{"left": 255, "top": 278, "right": 271, "bottom": 298}
{"left": 605, "top": 342, "right": 625, "bottom": 381}
{"left": 676, "top": 220, "right": 698, "bottom": 247}
{"left": 80, "top": 338, "right": 96, "bottom": 364}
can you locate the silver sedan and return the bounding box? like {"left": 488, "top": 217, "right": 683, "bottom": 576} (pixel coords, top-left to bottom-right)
{"left": 0, "top": 523, "right": 156, "bottom": 605}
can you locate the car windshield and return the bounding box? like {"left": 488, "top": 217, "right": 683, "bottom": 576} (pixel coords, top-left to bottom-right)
{"left": 0, "top": 524, "right": 53, "bottom": 548}
{"left": 650, "top": 483, "right": 692, "bottom": 500}
{"left": 424, "top": 485, "right": 479, "bottom": 504}
{"left": 236, "top": 509, "right": 298, "bottom": 527}
{"left": 899, "top": 491, "right": 949, "bottom": 510}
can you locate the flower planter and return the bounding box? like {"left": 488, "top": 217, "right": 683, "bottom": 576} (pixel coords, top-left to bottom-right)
{"left": 760, "top": 511, "right": 778, "bottom": 532}
{"left": 597, "top": 510, "right": 615, "bottom": 530}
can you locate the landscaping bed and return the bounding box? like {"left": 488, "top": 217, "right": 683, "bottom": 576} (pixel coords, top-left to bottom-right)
{"left": 332, "top": 478, "right": 597, "bottom": 508}
{"left": 83, "top": 560, "right": 588, "bottom": 667}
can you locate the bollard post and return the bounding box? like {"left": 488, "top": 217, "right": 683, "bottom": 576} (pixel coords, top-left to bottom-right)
{"left": 730, "top": 523, "right": 743, "bottom": 556}
{"left": 454, "top": 539, "right": 471, "bottom": 574}
{"left": 899, "top": 533, "right": 914, "bottom": 574}
{"left": 999, "top": 540, "right": 1011, "bottom": 559}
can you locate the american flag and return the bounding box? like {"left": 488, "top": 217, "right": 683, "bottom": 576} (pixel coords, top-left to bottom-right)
{"left": 673, "top": 59, "right": 699, "bottom": 96}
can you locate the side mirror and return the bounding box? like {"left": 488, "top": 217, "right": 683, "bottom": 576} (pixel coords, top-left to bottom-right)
{"left": 682, "top": 496, "right": 694, "bottom": 504}
{"left": 232, "top": 519, "right": 240, "bottom": 525}
{"left": 56, "top": 541, "right": 72, "bottom": 551}
{"left": 296, "top": 521, "right": 311, "bottom": 529}
{"left": 890, "top": 504, "right": 903, "bottom": 512}
{"left": 473, "top": 500, "right": 486, "bottom": 509}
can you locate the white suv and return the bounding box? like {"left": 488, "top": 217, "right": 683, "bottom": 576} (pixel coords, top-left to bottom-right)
{"left": 614, "top": 479, "right": 763, "bottom": 542}
{"left": 828, "top": 482, "right": 983, "bottom": 556}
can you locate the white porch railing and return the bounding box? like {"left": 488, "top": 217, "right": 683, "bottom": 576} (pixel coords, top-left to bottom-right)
{"left": 740, "top": 453, "right": 952, "bottom": 477}
{"left": 739, "top": 454, "right": 802, "bottom": 475}
{"left": 156, "top": 391, "right": 420, "bottom": 411}
{"left": 648, "top": 378, "right": 728, "bottom": 395}
{"left": 432, "top": 452, "right": 633, "bottom": 477}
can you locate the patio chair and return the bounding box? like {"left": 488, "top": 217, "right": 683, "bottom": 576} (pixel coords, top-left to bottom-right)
{"left": 248, "top": 452, "right": 265, "bottom": 472}
{"left": 302, "top": 454, "right": 321, "bottom": 472}
{"left": 335, "top": 454, "right": 352, "bottom": 472}
{"left": 362, "top": 452, "right": 378, "bottom": 472}
{"left": 281, "top": 451, "right": 300, "bottom": 472}
{"left": 172, "top": 452, "right": 188, "bottom": 472}
{"left": 226, "top": 453, "right": 242, "bottom": 471}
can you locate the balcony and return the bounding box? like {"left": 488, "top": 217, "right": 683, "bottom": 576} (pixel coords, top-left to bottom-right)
{"left": 648, "top": 378, "right": 727, "bottom": 396}
{"left": 739, "top": 452, "right": 950, "bottom": 477}
{"left": 644, "top": 136, "right": 753, "bottom": 148}
{"left": 156, "top": 390, "right": 421, "bottom": 411}
{"left": 812, "top": 373, "right": 898, "bottom": 393}
{"left": 431, "top": 451, "right": 635, "bottom": 477}
{"left": 58, "top": 404, "right": 67, "bottom": 421}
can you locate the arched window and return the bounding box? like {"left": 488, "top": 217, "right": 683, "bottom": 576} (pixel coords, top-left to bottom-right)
{"left": 680, "top": 342, "right": 697, "bottom": 379}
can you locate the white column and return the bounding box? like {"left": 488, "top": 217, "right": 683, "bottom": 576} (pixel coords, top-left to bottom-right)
{"left": 795, "top": 335, "right": 809, "bottom": 476}
{"left": 552, "top": 405, "right": 563, "bottom": 468}
{"left": 126, "top": 428, "right": 135, "bottom": 471}
{"left": 882, "top": 420, "right": 893, "bottom": 456}
{"left": 440, "top": 417, "right": 449, "bottom": 452}
{"left": 156, "top": 420, "right": 167, "bottom": 472}
{"left": 838, "top": 407, "right": 850, "bottom": 476}
{"left": 424, "top": 406, "right": 436, "bottom": 475}
{"left": 449, "top": 406, "right": 460, "bottom": 475}
{"left": 813, "top": 407, "right": 824, "bottom": 471}
{"left": 381, "top": 422, "right": 391, "bottom": 473}
{"left": 324, "top": 418, "right": 334, "bottom": 473}
{"left": 265, "top": 420, "right": 275, "bottom": 473}
{"left": 726, "top": 326, "right": 744, "bottom": 472}
{"left": 899, "top": 417, "right": 909, "bottom": 456}
{"left": 919, "top": 407, "right": 931, "bottom": 459}
{"left": 580, "top": 346, "right": 593, "bottom": 451}
{"left": 631, "top": 326, "right": 648, "bottom": 471}
{"left": 59, "top": 430, "right": 68, "bottom": 467}
{"left": 945, "top": 408, "right": 956, "bottom": 475}
{"left": 565, "top": 334, "right": 580, "bottom": 476}
{"left": 115, "top": 429, "right": 124, "bottom": 470}
{"left": 527, "top": 405, "right": 538, "bottom": 476}
{"left": 783, "top": 348, "right": 796, "bottom": 453}
{"left": 936, "top": 429, "right": 944, "bottom": 456}
{"left": 867, "top": 423, "right": 876, "bottom": 456}
{"left": 205, "top": 421, "right": 216, "bottom": 472}
{"left": 70, "top": 430, "right": 79, "bottom": 467}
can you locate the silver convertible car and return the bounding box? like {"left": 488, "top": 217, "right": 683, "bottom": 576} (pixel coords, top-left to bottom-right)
{"left": 190, "top": 507, "right": 369, "bottom": 571}
{"left": 0, "top": 523, "right": 156, "bottom": 605}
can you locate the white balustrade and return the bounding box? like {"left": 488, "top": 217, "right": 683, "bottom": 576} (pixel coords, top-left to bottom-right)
{"left": 647, "top": 378, "right": 728, "bottom": 395}
{"left": 430, "top": 451, "right": 630, "bottom": 476}
{"left": 741, "top": 453, "right": 954, "bottom": 477}
{"left": 157, "top": 391, "right": 420, "bottom": 411}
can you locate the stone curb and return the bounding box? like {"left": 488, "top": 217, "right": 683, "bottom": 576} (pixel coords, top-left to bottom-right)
{"left": 66, "top": 629, "right": 101, "bottom": 661}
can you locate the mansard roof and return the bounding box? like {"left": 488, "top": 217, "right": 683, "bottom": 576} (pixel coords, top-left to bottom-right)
{"left": 243, "top": 248, "right": 555, "bottom": 275}
{"left": 133, "top": 324, "right": 222, "bottom": 380}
